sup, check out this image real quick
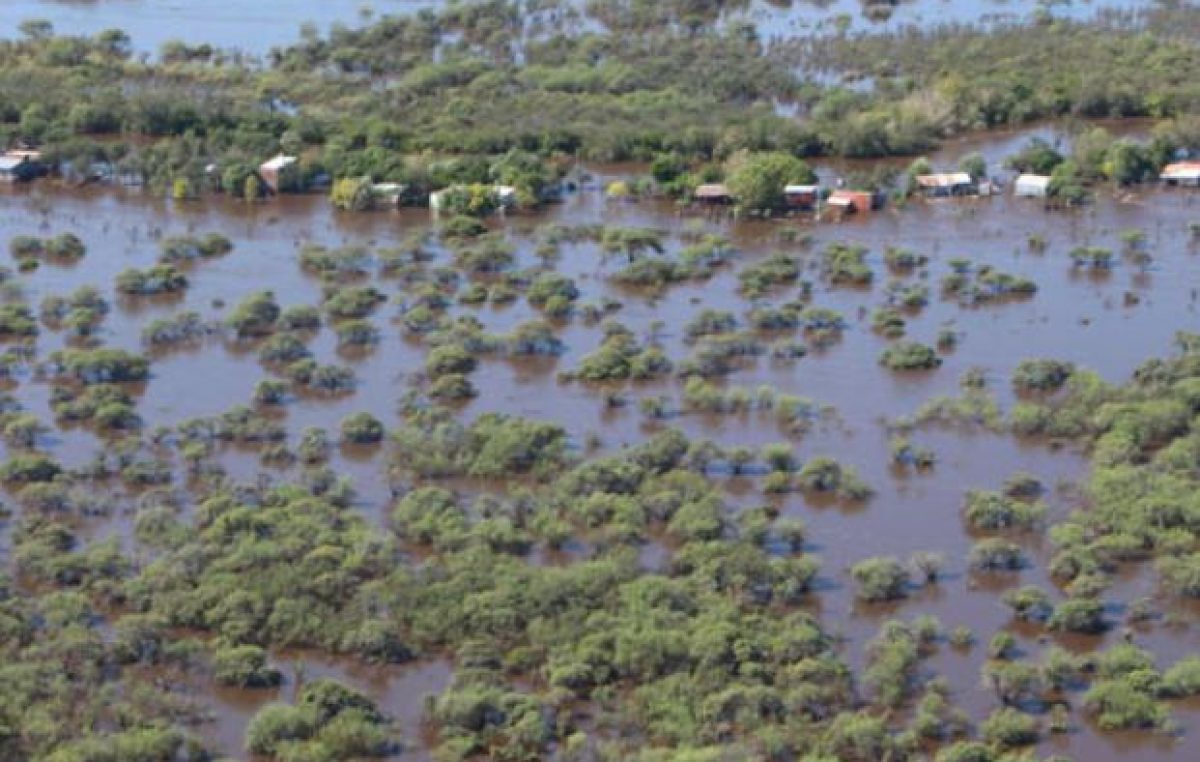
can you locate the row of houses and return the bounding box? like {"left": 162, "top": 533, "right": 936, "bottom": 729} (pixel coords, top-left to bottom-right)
{"left": 1008, "top": 163, "right": 1200, "bottom": 197}
{"left": 694, "top": 183, "right": 882, "bottom": 215}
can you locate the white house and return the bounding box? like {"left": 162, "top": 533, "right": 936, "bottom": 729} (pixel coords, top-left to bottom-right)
{"left": 915, "top": 172, "right": 975, "bottom": 197}
{"left": 1014, "top": 174, "right": 1051, "bottom": 198}
{"left": 1161, "top": 162, "right": 1200, "bottom": 187}
{"left": 258, "top": 154, "right": 299, "bottom": 193}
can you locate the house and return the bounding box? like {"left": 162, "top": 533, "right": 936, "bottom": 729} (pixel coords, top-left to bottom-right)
{"left": 784, "top": 184, "right": 820, "bottom": 210}
{"left": 0, "top": 151, "right": 41, "bottom": 183}
{"left": 1014, "top": 174, "right": 1051, "bottom": 198}
{"left": 1161, "top": 162, "right": 1200, "bottom": 187}
{"left": 495, "top": 185, "right": 517, "bottom": 207}
{"left": 694, "top": 183, "right": 733, "bottom": 205}
{"left": 258, "top": 154, "right": 299, "bottom": 193}
{"left": 370, "top": 183, "right": 407, "bottom": 208}
{"left": 826, "top": 190, "right": 875, "bottom": 215}
{"left": 915, "top": 172, "right": 975, "bottom": 197}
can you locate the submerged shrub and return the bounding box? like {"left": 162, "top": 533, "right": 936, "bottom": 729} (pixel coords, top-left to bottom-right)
{"left": 880, "top": 342, "right": 941, "bottom": 371}
{"left": 213, "top": 645, "right": 282, "bottom": 688}
{"left": 341, "top": 412, "right": 385, "bottom": 444}
{"left": 116, "top": 264, "right": 188, "bottom": 295}
{"left": 968, "top": 539, "right": 1024, "bottom": 572}
{"left": 851, "top": 557, "right": 910, "bottom": 602}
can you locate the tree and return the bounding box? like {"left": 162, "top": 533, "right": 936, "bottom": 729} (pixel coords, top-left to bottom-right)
{"left": 958, "top": 152, "right": 986, "bottom": 181}
{"left": 341, "top": 412, "right": 385, "bottom": 444}
{"left": 226, "top": 291, "right": 281, "bottom": 337}
{"left": 331, "top": 176, "right": 374, "bottom": 211}
{"left": 725, "top": 150, "right": 816, "bottom": 211}
{"left": 851, "top": 557, "right": 910, "bottom": 602}
{"left": 19, "top": 19, "right": 54, "bottom": 40}
{"left": 213, "top": 645, "right": 282, "bottom": 688}
{"left": 1005, "top": 138, "right": 1064, "bottom": 175}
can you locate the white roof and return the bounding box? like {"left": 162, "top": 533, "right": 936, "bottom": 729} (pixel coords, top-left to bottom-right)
{"left": 695, "top": 183, "right": 732, "bottom": 198}
{"left": 1015, "top": 174, "right": 1051, "bottom": 189}
{"left": 917, "top": 172, "right": 973, "bottom": 188}
{"left": 1162, "top": 163, "right": 1200, "bottom": 180}
{"left": 260, "top": 154, "right": 297, "bottom": 171}
{"left": 785, "top": 185, "right": 819, "bottom": 194}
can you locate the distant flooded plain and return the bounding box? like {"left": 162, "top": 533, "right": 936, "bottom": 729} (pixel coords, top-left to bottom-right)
{"left": 3, "top": 0, "right": 1157, "bottom": 55}
{"left": 0, "top": 119, "right": 1198, "bottom": 759}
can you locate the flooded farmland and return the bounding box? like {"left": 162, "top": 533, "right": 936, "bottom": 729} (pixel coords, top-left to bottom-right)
{"left": 0, "top": 115, "right": 1198, "bottom": 760}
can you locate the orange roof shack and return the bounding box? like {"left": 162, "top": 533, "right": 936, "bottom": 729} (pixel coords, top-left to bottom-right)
{"left": 826, "top": 190, "right": 874, "bottom": 214}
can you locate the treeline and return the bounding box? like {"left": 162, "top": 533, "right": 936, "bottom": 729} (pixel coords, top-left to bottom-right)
{"left": 4, "top": 2, "right": 1200, "bottom": 194}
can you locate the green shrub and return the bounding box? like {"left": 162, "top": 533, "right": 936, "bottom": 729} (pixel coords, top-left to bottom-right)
{"left": 880, "top": 342, "right": 941, "bottom": 371}
{"left": 980, "top": 707, "right": 1038, "bottom": 747}
{"left": 851, "top": 557, "right": 909, "bottom": 602}
{"left": 341, "top": 412, "right": 385, "bottom": 444}
{"left": 213, "top": 644, "right": 282, "bottom": 688}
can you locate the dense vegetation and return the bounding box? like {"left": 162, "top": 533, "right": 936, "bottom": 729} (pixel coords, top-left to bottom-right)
{"left": 3, "top": 1, "right": 1200, "bottom": 203}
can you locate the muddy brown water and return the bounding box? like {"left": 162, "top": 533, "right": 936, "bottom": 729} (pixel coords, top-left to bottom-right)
{"left": 1, "top": 123, "right": 1199, "bottom": 759}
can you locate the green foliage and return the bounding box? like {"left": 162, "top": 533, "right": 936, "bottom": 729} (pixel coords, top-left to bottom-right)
{"left": 1047, "top": 599, "right": 1106, "bottom": 633}
{"left": 1083, "top": 678, "right": 1168, "bottom": 730}
{"left": 980, "top": 707, "right": 1038, "bottom": 747}
{"left": 822, "top": 243, "right": 873, "bottom": 286}
{"left": 340, "top": 412, "right": 385, "bottom": 444}
{"left": 963, "top": 490, "right": 1045, "bottom": 531}
{"left": 880, "top": 342, "right": 941, "bottom": 371}
{"left": 725, "top": 150, "right": 817, "bottom": 211}
{"left": 213, "top": 644, "right": 282, "bottom": 688}
{"left": 331, "top": 176, "right": 375, "bottom": 211}
{"left": 159, "top": 233, "right": 232, "bottom": 262}
{"left": 227, "top": 291, "right": 281, "bottom": 337}
{"left": 48, "top": 348, "right": 149, "bottom": 383}
{"left": 851, "top": 557, "right": 909, "bottom": 602}
{"left": 116, "top": 265, "right": 188, "bottom": 295}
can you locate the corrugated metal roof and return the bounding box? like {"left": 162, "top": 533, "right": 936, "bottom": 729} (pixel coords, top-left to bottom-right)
{"left": 260, "top": 154, "right": 297, "bottom": 171}
{"left": 695, "top": 183, "right": 731, "bottom": 198}
{"left": 1162, "top": 162, "right": 1200, "bottom": 179}
{"left": 1015, "top": 174, "right": 1051, "bottom": 188}
{"left": 916, "top": 172, "right": 973, "bottom": 188}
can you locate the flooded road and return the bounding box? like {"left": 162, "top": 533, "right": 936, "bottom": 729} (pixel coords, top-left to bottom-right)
{"left": 1, "top": 118, "right": 1198, "bottom": 759}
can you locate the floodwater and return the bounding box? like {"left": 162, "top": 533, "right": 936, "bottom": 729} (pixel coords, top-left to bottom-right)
{"left": 1, "top": 119, "right": 1199, "bottom": 760}
{"left": 2, "top": 0, "right": 1155, "bottom": 56}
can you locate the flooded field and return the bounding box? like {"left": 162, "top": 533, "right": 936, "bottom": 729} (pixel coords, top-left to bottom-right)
{"left": 2, "top": 0, "right": 1154, "bottom": 54}
{"left": 0, "top": 117, "right": 1198, "bottom": 759}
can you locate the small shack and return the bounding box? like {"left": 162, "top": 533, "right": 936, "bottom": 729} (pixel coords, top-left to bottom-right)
{"left": 1014, "top": 174, "right": 1051, "bottom": 198}
{"left": 258, "top": 154, "right": 299, "bottom": 194}
{"left": 370, "top": 183, "right": 407, "bottom": 208}
{"left": 1161, "top": 162, "right": 1200, "bottom": 187}
{"left": 915, "top": 172, "right": 975, "bottom": 197}
{"left": 694, "top": 183, "right": 733, "bottom": 205}
{"left": 495, "top": 185, "right": 517, "bottom": 207}
{"left": 784, "top": 184, "right": 819, "bottom": 210}
{"left": 826, "top": 190, "right": 874, "bottom": 215}
{"left": 0, "top": 151, "right": 41, "bottom": 183}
